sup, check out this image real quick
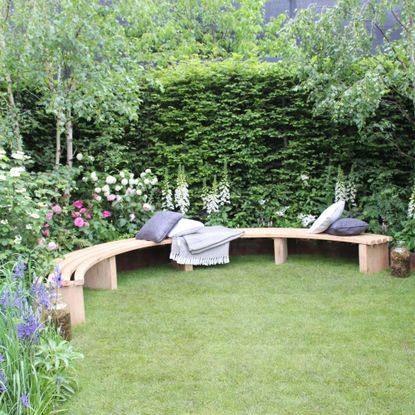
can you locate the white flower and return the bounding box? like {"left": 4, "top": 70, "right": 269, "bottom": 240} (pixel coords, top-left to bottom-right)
{"left": 0, "top": 219, "right": 8, "bottom": 225}
{"left": 26, "top": 224, "right": 32, "bottom": 230}
{"left": 14, "top": 234, "right": 22, "bottom": 245}
{"left": 10, "top": 167, "right": 25, "bottom": 177}
{"left": 203, "top": 191, "right": 220, "bottom": 215}
{"left": 129, "top": 213, "right": 136, "bottom": 222}
{"left": 103, "top": 192, "right": 109, "bottom": 197}
{"left": 30, "top": 212, "right": 40, "bottom": 219}
{"left": 11, "top": 151, "right": 25, "bottom": 160}
{"left": 133, "top": 179, "right": 139, "bottom": 185}
{"left": 276, "top": 206, "right": 289, "bottom": 217}
{"left": 102, "top": 184, "right": 110, "bottom": 193}
{"left": 129, "top": 178, "right": 135, "bottom": 186}
{"left": 121, "top": 178, "right": 128, "bottom": 186}
{"left": 297, "top": 213, "right": 316, "bottom": 227}
{"left": 120, "top": 171, "right": 125, "bottom": 178}
{"left": 300, "top": 174, "right": 309, "bottom": 181}
{"left": 130, "top": 173, "right": 134, "bottom": 179}
{"left": 76, "top": 153, "right": 83, "bottom": 161}
{"left": 0, "top": 175, "right": 6, "bottom": 181}
{"left": 143, "top": 203, "right": 152, "bottom": 212}
{"left": 82, "top": 176, "right": 88, "bottom": 182}
{"left": 136, "top": 189, "right": 142, "bottom": 196}
{"left": 95, "top": 187, "right": 102, "bottom": 193}
{"left": 115, "top": 185, "right": 122, "bottom": 192}
{"left": 151, "top": 177, "right": 158, "bottom": 185}
{"left": 95, "top": 195, "right": 102, "bottom": 202}
{"left": 162, "top": 188, "right": 175, "bottom": 211}
{"left": 106, "top": 175, "right": 116, "bottom": 185}
{"left": 88, "top": 156, "right": 95, "bottom": 162}
{"left": 145, "top": 168, "right": 151, "bottom": 174}
{"left": 90, "top": 171, "right": 98, "bottom": 182}
{"left": 140, "top": 172, "right": 146, "bottom": 178}
{"left": 144, "top": 178, "right": 150, "bottom": 185}
{"left": 15, "top": 188, "right": 26, "bottom": 193}
{"left": 408, "top": 187, "right": 415, "bottom": 219}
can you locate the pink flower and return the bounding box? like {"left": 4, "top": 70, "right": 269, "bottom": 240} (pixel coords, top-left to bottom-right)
{"left": 47, "top": 241, "right": 58, "bottom": 250}
{"left": 41, "top": 229, "right": 50, "bottom": 236}
{"left": 143, "top": 203, "right": 152, "bottom": 212}
{"left": 102, "top": 210, "right": 112, "bottom": 218}
{"left": 85, "top": 213, "right": 92, "bottom": 219}
{"left": 80, "top": 208, "right": 87, "bottom": 214}
{"left": 52, "top": 204, "right": 62, "bottom": 214}
{"left": 74, "top": 217, "right": 85, "bottom": 227}
{"left": 92, "top": 193, "right": 99, "bottom": 200}
{"left": 83, "top": 221, "right": 89, "bottom": 227}
{"left": 46, "top": 212, "right": 53, "bottom": 220}
{"left": 71, "top": 211, "right": 81, "bottom": 218}
{"left": 37, "top": 238, "right": 46, "bottom": 246}
{"left": 44, "top": 223, "right": 49, "bottom": 228}
{"left": 107, "top": 194, "right": 116, "bottom": 201}
{"left": 73, "top": 200, "right": 83, "bottom": 209}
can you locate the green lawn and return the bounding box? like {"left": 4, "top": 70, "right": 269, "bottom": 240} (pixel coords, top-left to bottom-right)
{"left": 66, "top": 255, "right": 415, "bottom": 415}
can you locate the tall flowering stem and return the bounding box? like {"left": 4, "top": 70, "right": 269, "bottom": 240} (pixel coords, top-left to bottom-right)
{"left": 161, "top": 168, "right": 175, "bottom": 211}
{"left": 174, "top": 165, "right": 190, "bottom": 214}
{"left": 218, "top": 160, "right": 231, "bottom": 206}
{"left": 408, "top": 184, "right": 415, "bottom": 220}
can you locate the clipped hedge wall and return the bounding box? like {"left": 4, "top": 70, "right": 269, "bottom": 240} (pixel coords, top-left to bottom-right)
{"left": 24, "top": 59, "right": 415, "bottom": 230}
{"left": 125, "top": 60, "right": 414, "bottom": 228}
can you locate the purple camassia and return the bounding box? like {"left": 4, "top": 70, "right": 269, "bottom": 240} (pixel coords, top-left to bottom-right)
{"left": 31, "top": 275, "right": 50, "bottom": 310}
{"left": 12, "top": 257, "right": 26, "bottom": 281}
{"left": 17, "top": 311, "right": 42, "bottom": 342}
{"left": 50, "top": 266, "right": 62, "bottom": 289}
{"left": 0, "top": 369, "right": 6, "bottom": 393}
{"left": 20, "top": 393, "right": 30, "bottom": 408}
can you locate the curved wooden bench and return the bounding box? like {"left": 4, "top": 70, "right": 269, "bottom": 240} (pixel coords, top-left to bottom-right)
{"left": 49, "top": 228, "right": 392, "bottom": 326}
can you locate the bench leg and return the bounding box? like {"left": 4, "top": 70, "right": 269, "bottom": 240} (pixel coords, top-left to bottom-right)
{"left": 171, "top": 261, "right": 193, "bottom": 272}
{"left": 84, "top": 257, "right": 117, "bottom": 289}
{"left": 358, "top": 243, "right": 389, "bottom": 273}
{"left": 273, "top": 238, "right": 288, "bottom": 264}
{"left": 59, "top": 284, "right": 85, "bottom": 326}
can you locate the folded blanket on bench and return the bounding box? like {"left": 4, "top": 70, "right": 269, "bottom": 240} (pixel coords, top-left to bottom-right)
{"left": 170, "top": 226, "right": 244, "bottom": 266}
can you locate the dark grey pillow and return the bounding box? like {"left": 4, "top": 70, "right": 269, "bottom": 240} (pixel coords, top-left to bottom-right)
{"left": 326, "top": 218, "right": 368, "bottom": 236}
{"left": 135, "top": 211, "right": 183, "bottom": 242}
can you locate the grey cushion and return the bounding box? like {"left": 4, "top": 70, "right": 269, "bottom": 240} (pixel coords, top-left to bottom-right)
{"left": 326, "top": 218, "right": 368, "bottom": 236}
{"left": 135, "top": 211, "right": 183, "bottom": 242}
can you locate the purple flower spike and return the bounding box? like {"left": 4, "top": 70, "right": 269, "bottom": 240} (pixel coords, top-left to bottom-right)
{"left": 0, "top": 370, "right": 7, "bottom": 394}
{"left": 51, "top": 266, "right": 62, "bottom": 289}
{"left": 31, "top": 278, "right": 50, "bottom": 310}
{"left": 0, "top": 353, "right": 4, "bottom": 363}
{"left": 12, "top": 257, "right": 26, "bottom": 281}
{"left": 17, "top": 312, "right": 42, "bottom": 343}
{"left": 20, "top": 393, "right": 30, "bottom": 408}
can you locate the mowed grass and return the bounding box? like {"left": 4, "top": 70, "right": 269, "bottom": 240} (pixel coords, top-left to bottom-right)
{"left": 66, "top": 255, "right": 415, "bottom": 415}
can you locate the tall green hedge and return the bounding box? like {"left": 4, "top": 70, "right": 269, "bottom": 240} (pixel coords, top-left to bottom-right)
{"left": 24, "top": 60, "right": 415, "bottom": 230}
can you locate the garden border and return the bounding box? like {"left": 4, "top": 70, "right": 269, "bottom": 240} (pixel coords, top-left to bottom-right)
{"left": 49, "top": 228, "right": 392, "bottom": 326}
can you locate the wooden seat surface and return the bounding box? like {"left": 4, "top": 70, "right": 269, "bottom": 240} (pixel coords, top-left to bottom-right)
{"left": 50, "top": 228, "right": 392, "bottom": 286}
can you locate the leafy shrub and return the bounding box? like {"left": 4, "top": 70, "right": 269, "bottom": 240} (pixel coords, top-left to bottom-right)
{"left": 0, "top": 259, "right": 82, "bottom": 414}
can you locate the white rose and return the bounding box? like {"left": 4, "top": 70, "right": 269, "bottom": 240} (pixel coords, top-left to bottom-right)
{"left": 14, "top": 235, "right": 22, "bottom": 245}
{"left": 26, "top": 224, "right": 32, "bottom": 230}
{"left": 144, "top": 179, "right": 150, "bottom": 185}
{"left": 129, "top": 213, "right": 136, "bottom": 221}
{"left": 10, "top": 167, "right": 25, "bottom": 177}
{"left": 121, "top": 178, "right": 128, "bottom": 186}
{"left": 95, "top": 187, "right": 102, "bottom": 193}
{"left": 106, "top": 175, "right": 116, "bottom": 185}
{"left": 129, "top": 179, "right": 135, "bottom": 185}
{"left": 151, "top": 177, "right": 158, "bottom": 185}
{"left": 96, "top": 195, "right": 102, "bottom": 202}
{"left": 76, "top": 153, "right": 83, "bottom": 161}
{"left": 0, "top": 219, "right": 8, "bottom": 225}
{"left": 120, "top": 171, "right": 125, "bottom": 178}
{"left": 136, "top": 189, "right": 142, "bottom": 196}
{"left": 11, "top": 151, "right": 25, "bottom": 160}
{"left": 115, "top": 185, "right": 122, "bottom": 192}
{"left": 129, "top": 173, "right": 134, "bottom": 179}
{"left": 142, "top": 203, "right": 152, "bottom": 212}
{"left": 82, "top": 176, "right": 88, "bottom": 182}
{"left": 145, "top": 169, "right": 151, "bottom": 174}
{"left": 102, "top": 184, "right": 110, "bottom": 193}
{"left": 103, "top": 192, "right": 109, "bottom": 197}
{"left": 140, "top": 172, "right": 145, "bottom": 178}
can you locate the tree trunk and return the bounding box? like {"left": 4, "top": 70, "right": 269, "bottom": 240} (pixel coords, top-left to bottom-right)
{"left": 55, "top": 113, "right": 64, "bottom": 167}
{"left": 6, "top": 73, "right": 23, "bottom": 151}
{"left": 65, "top": 112, "right": 73, "bottom": 167}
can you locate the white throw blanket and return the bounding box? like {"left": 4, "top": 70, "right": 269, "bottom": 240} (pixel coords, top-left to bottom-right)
{"left": 170, "top": 226, "right": 244, "bottom": 266}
